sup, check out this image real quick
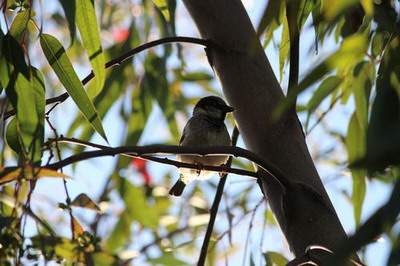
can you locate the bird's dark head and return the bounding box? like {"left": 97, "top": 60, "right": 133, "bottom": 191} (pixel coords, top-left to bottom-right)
{"left": 193, "top": 96, "right": 234, "bottom": 121}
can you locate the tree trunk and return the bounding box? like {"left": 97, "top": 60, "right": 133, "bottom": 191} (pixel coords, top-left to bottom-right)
{"left": 183, "top": 0, "right": 350, "bottom": 257}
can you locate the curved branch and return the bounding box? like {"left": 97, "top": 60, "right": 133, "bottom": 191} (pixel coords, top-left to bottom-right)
{"left": 42, "top": 136, "right": 258, "bottom": 179}
{"left": 3, "top": 36, "right": 209, "bottom": 120}
{"left": 42, "top": 137, "right": 288, "bottom": 187}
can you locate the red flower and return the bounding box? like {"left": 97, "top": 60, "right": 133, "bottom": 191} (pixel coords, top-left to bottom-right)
{"left": 132, "top": 158, "right": 151, "bottom": 185}
{"left": 112, "top": 28, "right": 129, "bottom": 43}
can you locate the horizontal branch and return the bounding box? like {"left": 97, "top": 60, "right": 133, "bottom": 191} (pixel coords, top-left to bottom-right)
{"left": 44, "top": 137, "right": 287, "bottom": 186}
{"left": 4, "top": 36, "right": 209, "bottom": 120}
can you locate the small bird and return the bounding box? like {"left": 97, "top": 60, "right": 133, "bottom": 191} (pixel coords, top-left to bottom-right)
{"left": 169, "top": 96, "right": 234, "bottom": 196}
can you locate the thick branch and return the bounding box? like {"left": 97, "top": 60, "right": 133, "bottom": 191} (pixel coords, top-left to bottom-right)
{"left": 182, "top": 0, "right": 349, "bottom": 256}
{"left": 3, "top": 36, "right": 208, "bottom": 120}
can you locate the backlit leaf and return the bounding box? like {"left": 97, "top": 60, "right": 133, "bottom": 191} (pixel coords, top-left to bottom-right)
{"left": 264, "top": 251, "right": 288, "bottom": 266}
{"left": 346, "top": 113, "right": 366, "bottom": 226}
{"left": 75, "top": 0, "right": 105, "bottom": 98}
{"left": 40, "top": 33, "right": 107, "bottom": 141}
{"left": 152, "top": 0, "right": 170, "bottom": 21}
{"left": 71, "top": 193, "right": 101, "bottom": 212}
{"left": 9, "top": 10, "right": 30, "bottom": 41}
{"left": 71, "top": 216, "right": 84, "bottom": 238}
{"left": 0, "top": 166, "right": 69, "bottom": 185}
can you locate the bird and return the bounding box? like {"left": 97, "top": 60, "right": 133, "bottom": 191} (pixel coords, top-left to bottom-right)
{"left": 169, "top": 96, "right": 234, "bottom": 197}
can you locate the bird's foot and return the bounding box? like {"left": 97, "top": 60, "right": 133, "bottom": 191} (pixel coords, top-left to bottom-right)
{"left": 196, "top": 163, "right": 203, "bottom": 176}
{"left": 219, "top": 164, "right": 228, "bottom": 177}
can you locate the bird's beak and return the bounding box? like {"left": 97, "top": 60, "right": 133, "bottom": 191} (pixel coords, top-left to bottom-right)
{"left": 224, "top": 105, "right": 235, "bottom": 113}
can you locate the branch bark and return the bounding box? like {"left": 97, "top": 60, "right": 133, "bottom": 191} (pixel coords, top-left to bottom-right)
{"left": 182, "top": 0, "right": 350, "bottom": 257}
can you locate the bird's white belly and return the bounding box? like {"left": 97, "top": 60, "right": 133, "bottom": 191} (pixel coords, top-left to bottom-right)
{"left": 176, "top": 154, "right": 228, "bottom": 183}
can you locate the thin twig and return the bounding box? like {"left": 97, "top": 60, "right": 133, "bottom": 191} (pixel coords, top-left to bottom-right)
{"left": 197, "top": 127, "right": 239, "bottom": 266}
{"left": 45, "top": 116, "right": 75, "bottom": 239}
{"left": 3, "top": 36, "right": 209, "bottom": 120}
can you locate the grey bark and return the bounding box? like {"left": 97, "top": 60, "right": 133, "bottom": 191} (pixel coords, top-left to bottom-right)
{"left": 183, "top": 0, "right": 350, "bottom": 257}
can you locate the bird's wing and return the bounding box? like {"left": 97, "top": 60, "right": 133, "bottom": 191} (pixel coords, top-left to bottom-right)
{"left": 179, "top": 131, "right": 185, "bottom": 145}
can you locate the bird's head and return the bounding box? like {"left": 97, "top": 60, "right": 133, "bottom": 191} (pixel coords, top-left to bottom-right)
{"left": 193, "top": 96, "right": 234, "bottom": 121}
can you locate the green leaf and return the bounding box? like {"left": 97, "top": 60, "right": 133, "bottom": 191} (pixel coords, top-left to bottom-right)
{"left": 279, "top": 15, "right": 290, "bottom": 81}
{"left": 67, "top": 64, "right": 132, "bottom": 154}
{"left": 322, "top": 0, "right": 359, "bottom": 21}
{"left": 40, "top": 33, "right": 107, "bottom": 141}
{"left": 352, "top": 61, "right": 374, "bottom": 130}
{"left": 5, "top": 67, "right": 45, "bottom": 162}
{"left": 58, "top": 0, "right": 76, "bottom": 45}
{"left": 9, "top": 10, "right": 30, "bottom": 41}
{"left": 257, "top": 0, "right": 285, "bottom": 42}
{"left": 148, "top": 252, "right": 189, "bottom": 266}
{"left": 121, "top": 181, "right": 160, "bottom": 229}
{"left": 6, "top": 118, "right": 22, "bottom": 154}
{"left": 105, "top": 210, "right": 132, "bottom": 252}
{"left": 152, "top": 0, "right": 170, "bottom": 21}
{"left": 75, "top": 0, "right": 105, "bottom": 98}
{"left": 143, "top": 53, "right": 179, "bottom": 140}
{"left": 307, "top": 76, "right": 342, "bottom": 112}
{"left": 178, "top": 71, "right": 213, "bottom": 82}
{"left": 264, "top": 251, "right": 288, "bottom": 266}
{"left": 275, "top": 34, "right": 368, "bottom": 117}
{"left": 346, "top": 113, "right": 366, "bottom": 226}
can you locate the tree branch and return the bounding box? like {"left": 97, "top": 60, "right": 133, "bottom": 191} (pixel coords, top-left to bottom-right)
{"left": 40, "top": 136, "right": 260, "bottom": 180}
{"left": 3, "top": 36, "right": 209, "bottom": 120}
{"left": 197, "top": 126, "right": 239, "bottom": 266}
{"left": 41, "top": 137, "right": 289, "bottom": 187}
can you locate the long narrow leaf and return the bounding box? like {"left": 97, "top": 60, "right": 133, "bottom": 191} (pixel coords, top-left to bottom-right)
{"left": 75, "top": 0, "right": 105, "bottom": 98}
{"left": 40, "top": 33, "right": 107, "bottom": 141}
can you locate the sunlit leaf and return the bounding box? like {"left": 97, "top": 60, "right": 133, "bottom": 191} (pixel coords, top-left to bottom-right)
{"left": 307, "top": 76, "right": 342, "bottom": 112}
{"left": 71, "top": 216, "right": 84, "bottom": 238}
{"left": 346, "top": 113, "right": 366, "bottom": 226}
{"left": 75, "top": 0, "right": 105, "bottom": 98}
{"left": 360, "top": 0, "right": 373, "bottom": 17}
{"left": 279, "top": 15, "right": 290, "bottom": 81}
{"left": 257, "top": 0, "right": 285, "bottom": 42}
{"left": 40, "top": 33, "right": 107, "bottom": 141}
{"left": 352, "top": 61, "right": 374, "bottom": 130}
{"left": 322, "top": 0, "right": 358, "bottom": 21}
{"left": 152, "top": 0, "right": 170, "bottom": 21}
{"left": 264, "top": 251, "right": 288, "bottom": 266}
{"left": 276, "top": 34, "right": 368, "bottom": 117}
{"left": 5, "top": 67, "right": 45, "bottom": 161}
{"left": 0, "top": 166, "right": 69, "bottom": 185}
{"left": 9, "top": 10, "right": 30, "bottom": 41}
{"left": 71, "top": 193, "right": 101, "bottom": 212}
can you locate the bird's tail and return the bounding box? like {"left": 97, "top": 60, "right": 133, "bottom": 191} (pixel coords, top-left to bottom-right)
{"left": 169, "top": 179, "right": 186, "bottom": 196}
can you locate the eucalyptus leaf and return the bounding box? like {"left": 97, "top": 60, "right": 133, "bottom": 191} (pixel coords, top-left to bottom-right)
{"left": 40, "top": 33, "right": 107, "bottom": 141}
{"left": 75, "top": 0, "right": 105, "bottom": 98}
